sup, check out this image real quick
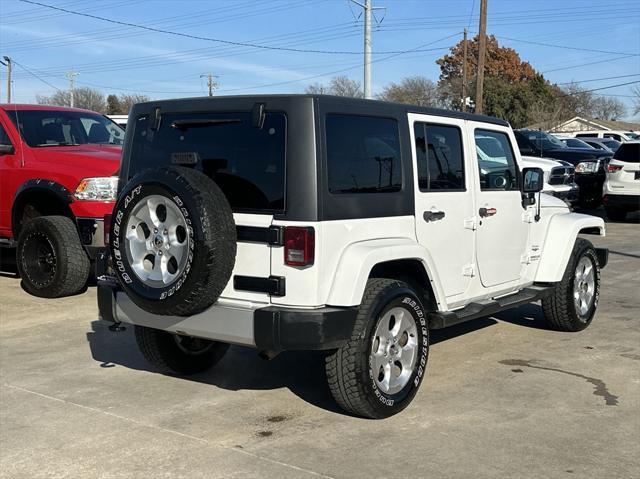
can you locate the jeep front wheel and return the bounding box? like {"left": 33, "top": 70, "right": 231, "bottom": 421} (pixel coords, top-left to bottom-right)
{"left": 542, "top": 238, "right": 601, "bottom": 332}
{"left": 17, "top": 215, "right": 90, "bottom": 298}
{"left": 325, "top": 279, "right": 429, "bottom": 419}
{"left": 134, "top": 325, "right": 229, "bottom": 375}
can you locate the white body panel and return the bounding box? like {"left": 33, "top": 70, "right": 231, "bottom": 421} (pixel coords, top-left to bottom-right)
{"left": 603, "top": 158, "right": 640, "bottom": 199}
{"left": 571, "top": 130, "right": 635, "bottom": 142}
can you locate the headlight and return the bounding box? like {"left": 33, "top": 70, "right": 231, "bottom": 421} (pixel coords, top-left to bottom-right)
{"left": 575, "top": 161, "right": 599, "bottom": 174}
{"left": 75, "top": 177, "right": 119, "bottom": 201}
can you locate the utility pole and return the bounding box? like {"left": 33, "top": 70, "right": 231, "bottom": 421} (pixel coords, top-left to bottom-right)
{"left": 2, "top": 57, "right": 12, "bottom": 103}
{"left": 462, "top": 29, "right": 468, "bottom": 112}
{"left": 475, "top": 0, "right": 488, "bottom": 114}
{"left": 350, "top": 0, "right": 385, "bottom": 100}
{"left": 66, "top": 70, "right": 79, "bottom": 108}
{"left": 200, "top": 73, "right": 218, "bottom": 97}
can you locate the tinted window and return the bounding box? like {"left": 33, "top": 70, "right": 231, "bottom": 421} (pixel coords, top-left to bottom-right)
{"left": 613, "top": 143, "right": 640, "bottom": 163}
{"left": 575, "top": 133, "right": 594, "bottom": 138}
{"left": 604, "top": 133, "right": 621, "bottom": 141}
{"left": 5, "top": 109, "right": 124, "bottom": 147}
{"left": 414, "top": 123, "right": 464, "bottom": 190}
{"left": 475, "top": 130, "right": 518, "bottom": 191}
{"left": 0, "top": 123, "right": 11, "bottom": 145}
{"left": 326, "top": 114, "right": 401, "bottom": 194}
{"left": 129, "top": 111, "right": 286, "bottom": 212}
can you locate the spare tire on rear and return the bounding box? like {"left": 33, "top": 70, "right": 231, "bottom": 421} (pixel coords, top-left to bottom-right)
{"left": 110, "top": 167, "right": 236, "bottom": 316}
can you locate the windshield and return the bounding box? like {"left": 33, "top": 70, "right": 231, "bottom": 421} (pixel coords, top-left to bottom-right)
{"left": 564, "top": 138, "right": 593, "bottom": 149}
{"left": 523, "top": 130, "right": 566, "bottom": 150}
{"left": 6, "top": 109, "right": 125, "bottom": 147}
{"left": 625, "top": 132, "right": 640, "bottom": 140}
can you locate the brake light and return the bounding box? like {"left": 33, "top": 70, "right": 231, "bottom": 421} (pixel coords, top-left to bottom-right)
{"left": 104, "top": 213, "right": 112, "bottom": 245}
{"left": 607, "top": 163, "right": 623, "bottom": 172}
{"left": 284, "top": 226, "right": 314, "bottom": 266}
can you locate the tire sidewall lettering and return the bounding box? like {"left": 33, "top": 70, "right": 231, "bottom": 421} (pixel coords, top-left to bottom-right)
{"left": 111, "top": 183, "right": 196, "bottom": 300}
{"left": 368, "top": 293, "right": 429, "bottom": 408}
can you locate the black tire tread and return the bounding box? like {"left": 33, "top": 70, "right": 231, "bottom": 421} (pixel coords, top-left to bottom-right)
{"left": 134, "top": 325, "right": 229, "bottom": 375}
{"left": 542, "top": 238, "right": 598, "bottom": 332}
{"left": 325, "top": 278, "right": 403, "bottom": 418}
{"left": 17, "top": 215, "right": 89, "bottom": 298}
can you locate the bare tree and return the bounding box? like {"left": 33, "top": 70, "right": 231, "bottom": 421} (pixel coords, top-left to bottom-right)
{"left": 378, "top": 76, "right": 444, "bottom": 107}
{"left": 305, "top": 76, "right": 363, "bottom": 98}
{"left": 591, "top": 96, "right": 626, "bottom": 120}
{"left": 36, "top": 87, "right": 106, "bottom": 112}
{"left": 118, "top": 93, "right": 151, "bottom": 114}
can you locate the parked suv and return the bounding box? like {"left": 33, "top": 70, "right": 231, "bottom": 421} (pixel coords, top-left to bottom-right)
{"left": 98, "top": 96, "right": 607, "bottom": 419}
{"left": 0, "top": 104, "right": 122, "bottom": 296}
{"left": 514, "top": 129, "right": 612, "bottom": 208}
{"left": 602, "top": 141, "right": 640, "bottom": 220}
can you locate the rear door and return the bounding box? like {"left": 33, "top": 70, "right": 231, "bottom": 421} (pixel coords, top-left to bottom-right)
{"left": 409, "top": 113, "right": 475, "bottom": 301}
{"left": 607, "top": 143, "right": 640, "bottom": 196}
{"left": 469, "top": 123, "right": 530, "bottom": 288}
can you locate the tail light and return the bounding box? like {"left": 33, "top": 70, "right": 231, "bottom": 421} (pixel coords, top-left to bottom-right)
{"left": 284, "top": 226, "right": 314, "bottom": 266}
{"left": 103, "top": 213, "right": 112, "bottom": 245}
{"left": 607, "top": 163, "right": 623, "bottom": 172}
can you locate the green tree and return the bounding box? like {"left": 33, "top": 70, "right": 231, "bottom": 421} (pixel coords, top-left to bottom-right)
{"left": 106, "top": 94, "right": 122, "bottom": 115}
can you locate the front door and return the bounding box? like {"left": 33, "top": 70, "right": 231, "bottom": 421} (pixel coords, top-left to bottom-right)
{"left": 470, "top": 124, "right": 529, "bottom": 288}
{"left": 409, "top": 114, "right": 475, "bottom": 300}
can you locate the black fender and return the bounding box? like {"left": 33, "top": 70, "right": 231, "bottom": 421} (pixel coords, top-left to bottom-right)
{"left": 12, "top": 179, "right": 74, "bottom": 236}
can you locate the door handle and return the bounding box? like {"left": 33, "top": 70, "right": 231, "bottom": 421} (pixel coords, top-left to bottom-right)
{"left": 423, "top": 210, "right": 446, "bottom": 222}
{"left": 479, "top": 207, "right": 497, "bottom": 218}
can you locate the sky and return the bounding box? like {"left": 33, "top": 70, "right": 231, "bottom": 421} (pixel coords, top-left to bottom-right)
{"left": 1, "top": 0, "right": 639, "bottom": 119}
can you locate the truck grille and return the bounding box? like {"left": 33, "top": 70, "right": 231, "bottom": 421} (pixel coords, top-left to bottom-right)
{"left": 548, "top": 166, "right": 575, "bottom": 185}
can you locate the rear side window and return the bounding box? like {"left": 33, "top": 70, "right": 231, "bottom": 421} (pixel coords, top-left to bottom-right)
{"left": 326, "top": 114, "right": 402, "bottom": 194}
{"left": 474, "top": 130, "right": 518, "bottom": 191}
{"left": 613, "top": 143, "right": 640, "bottom": 163}
{"left": 414, "top": 122, "right": 465, "bottom": 190}
{"left": 128, "top": 111, "right": 287, "bottom": 212}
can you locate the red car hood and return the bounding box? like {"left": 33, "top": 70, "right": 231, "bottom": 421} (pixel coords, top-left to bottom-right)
{"left": 30, "top": 144, "right": 121, "bottom": 176}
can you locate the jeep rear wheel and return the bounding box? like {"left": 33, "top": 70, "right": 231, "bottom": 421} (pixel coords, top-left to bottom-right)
{"left": 325, "top": 279, "right": 429, "bottom": 419}
{"left": 110, "top": 167, "right": 236, "bottom": 316}
{"left": 17, "top": 215, "right": 90, "bottom": 298}
{"left": 134, "top": 325, "right": 229, "bottom": 375}
{"left": 542, "top": 238, "right": 601, "bottom": 332}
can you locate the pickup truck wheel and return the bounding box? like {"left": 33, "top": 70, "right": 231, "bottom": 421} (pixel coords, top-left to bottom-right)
{"left": 542, "top": 239, "right": 601, "bottom": 332}
{"left": 134, "top": 325, "right": 229, "bottom": 375}
{"left": 17, "top": 216, "right": 89, "bottom": 298}
{"left": 110, "top": 167, "right": 236, "bottom": 316}
{"left": 325, "top": 279, "right": 429, "bottom": 419}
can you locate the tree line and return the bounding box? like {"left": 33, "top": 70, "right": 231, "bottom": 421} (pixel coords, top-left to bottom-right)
{"left": 36, "top": 90, "right": 150, "bottom": 115}
{"left": 306, "top": 35, "right": 632, "bottom": 129}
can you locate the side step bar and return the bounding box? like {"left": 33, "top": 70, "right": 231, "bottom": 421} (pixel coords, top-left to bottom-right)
{"left": 428, "top": 285, "right": 553, "bottom": 329}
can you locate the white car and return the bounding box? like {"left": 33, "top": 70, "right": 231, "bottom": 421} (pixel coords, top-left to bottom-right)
{"left": 107, "top": 114, "right": 128, "bottom": 129}
{"left": 603, "top": 141, "right": 640, "bottom": 220}
{"left": 572, "top": 130, "right": 639, "bottom": 142}
{"left": 520, "top": 156, "right": 578, "bottom": 205}
{"left": 98, "top": 95, "right": 608, "bottom": 419}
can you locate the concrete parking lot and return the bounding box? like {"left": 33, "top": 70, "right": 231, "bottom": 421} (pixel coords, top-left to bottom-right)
{"left": 1, "top": 212, "right": 638, "bottom": 479}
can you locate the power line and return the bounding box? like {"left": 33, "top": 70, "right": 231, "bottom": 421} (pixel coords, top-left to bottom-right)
{"left": 495, "top": 35, "right": 640, "bottom": 57}
{"left": 556, "top": 73, "right": 640, "bottom": 85}
{"left": 558, "top": 80, "right": 640, "bottom": 97}
{"left": 11, "top": 60, "right": 62, "bottom": 91}
{"left": 17, "top": 0, "right": 448, "bottom": 56}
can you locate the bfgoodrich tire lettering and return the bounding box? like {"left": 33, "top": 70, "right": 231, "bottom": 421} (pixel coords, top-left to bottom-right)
{"left": 325, "top": 279, "right": 429, "bottom": 419}
{"left": 110, "top": 167, "right": 236, "bottom": 316}
{"left": 542, "top": 238, "right": 601, "bottom": 332}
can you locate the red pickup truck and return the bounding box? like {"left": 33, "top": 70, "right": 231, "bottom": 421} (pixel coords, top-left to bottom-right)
{"left": 0, "top": 104, "right": 123, "bottom": 297}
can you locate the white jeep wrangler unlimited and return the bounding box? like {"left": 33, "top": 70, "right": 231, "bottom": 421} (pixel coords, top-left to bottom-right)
{"left": 98, "top": 95, "right": 608, "bottom": 419}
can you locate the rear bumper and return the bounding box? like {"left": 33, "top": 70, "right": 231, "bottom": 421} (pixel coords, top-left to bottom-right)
{"left": 603, "top": 194, "right": 640, "bottom": 210}
{"left": 96, "top": 252, "right": 357, "bottom": 352}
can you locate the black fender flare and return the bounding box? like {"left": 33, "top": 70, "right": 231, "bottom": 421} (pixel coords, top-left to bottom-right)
{"left": 12, "top": 179, "right": 74, "bottom": 236}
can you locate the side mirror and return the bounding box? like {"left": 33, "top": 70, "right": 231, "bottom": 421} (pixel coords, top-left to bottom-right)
{"left": 522, "top": 167, "right": 544, "bottom": 193}
{"left": 0, "top": 144, "right": 15, "bottom": 155}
